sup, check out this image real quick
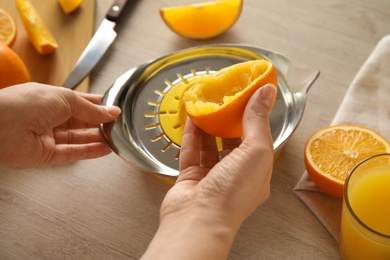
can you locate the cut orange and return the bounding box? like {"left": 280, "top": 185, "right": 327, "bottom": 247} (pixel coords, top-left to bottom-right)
{"left": 15, "top": 0, "right": 58, "bottom": 55}
{"left": 304, "top": 124, "right": 390, "bottom": 198}
{"left": 59, "top": 0, "right": 83, "bottom": 14}
{"left": 183, "top": 59, "right": 277, "bottom": 138}
{"left": 160, "top": 0, "right": 243, "bottom": 40}
{"left": 0, "top": 43, "right": 31, "bottom": 89}
{"left": 0, "top": 8, "right": 17, "bottom": 47}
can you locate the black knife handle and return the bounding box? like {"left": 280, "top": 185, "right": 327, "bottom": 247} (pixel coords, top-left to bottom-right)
{"left": 106, "top": 0, "right": 129, "bottom": 22}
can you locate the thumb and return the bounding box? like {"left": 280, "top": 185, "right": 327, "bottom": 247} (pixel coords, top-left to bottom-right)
{"left": 242, "top": 84, "right": 277, "bottom": 142}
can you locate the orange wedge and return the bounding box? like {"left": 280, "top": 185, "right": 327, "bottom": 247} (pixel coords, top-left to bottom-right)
{"left": 183, "top": 60, "right": 277, "bottom": 138}
{"left": 160, "top": 0, "right": 243, "bottom": 40}
{"left": 0, "top": 8, "right": 17, "bottom": 47}
{"left": 59, "top": 0, "right": 83, "bottom": 14}
{"left": 304, "top": 124, "right": 390, "bottom": 198}
{"left": 15, "top": 0, "right": 58, "bottom": 55}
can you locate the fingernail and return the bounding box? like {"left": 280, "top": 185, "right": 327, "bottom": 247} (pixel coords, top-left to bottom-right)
{"left": 260, "top": 84, "right": 277, "bottom": 107}
{"left": 105, "top": 106, "right": 121, "bottom": 116}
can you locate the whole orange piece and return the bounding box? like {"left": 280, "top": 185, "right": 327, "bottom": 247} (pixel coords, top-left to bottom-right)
{"left": 183, "top": 59, "right": 277, "bottom": 138}
{"left": 304, "top": 124, "right": 390, "bottom": 198}
{"left": 0, "top": 44, "right": 31, "bottom": 89}
{"left": 0, "top": 8, "right": 17, "bottom": 47}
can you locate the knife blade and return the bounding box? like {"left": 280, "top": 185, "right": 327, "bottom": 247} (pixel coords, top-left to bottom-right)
{"left": 63, "top": 0, "right": 129, "bottom": 89}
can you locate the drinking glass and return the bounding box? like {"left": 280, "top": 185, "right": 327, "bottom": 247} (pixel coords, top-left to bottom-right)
{"left": 339, "top": 154, "right": 390, "bottom": 259}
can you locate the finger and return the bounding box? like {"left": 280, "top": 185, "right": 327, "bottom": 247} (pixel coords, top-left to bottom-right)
{"left": 59, "top": 90, "right": 121, "bottom": 129}
{"left": 73, "top": 91, "right": 103, "bottom": 104}
{"left": 49, "top": 142, "right": 112, "bottom": 164}
{"left": 199, "top": 128, "right": 219, "bottom": 168}
{"left": 179, "top": 118, "right": 200, "bottom": 171}
{"left": 221, "top": 138, "right": 241, "bottom": 157}
{"left": 71, "top": 104, "right": 121, "bottom": 126}
{"left": 54, "top": 129, "right": 104, "bottom": 144}
{"left": 242, "top": 84, "right": 276, "bottom": 146}
{"left": 67, "top": 90, "right": 121, "bottom": 124}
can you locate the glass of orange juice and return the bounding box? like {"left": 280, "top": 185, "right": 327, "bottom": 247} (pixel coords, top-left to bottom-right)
{"left": 339, "top": 153, "right": 390, "bottom": 259}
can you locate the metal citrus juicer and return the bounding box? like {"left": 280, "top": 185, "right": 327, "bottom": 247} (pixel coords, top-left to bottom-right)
{"left": 99, "top": 44, "right": 319, "bottom": 184}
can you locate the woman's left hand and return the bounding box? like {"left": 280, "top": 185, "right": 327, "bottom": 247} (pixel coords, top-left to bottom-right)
{"left": 0, "top": 83, "right": 121, "bottom": 169}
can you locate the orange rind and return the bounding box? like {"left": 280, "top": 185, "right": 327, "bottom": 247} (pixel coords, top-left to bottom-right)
{"left": 0, "top": 43, "right": 31, "bottom": 89}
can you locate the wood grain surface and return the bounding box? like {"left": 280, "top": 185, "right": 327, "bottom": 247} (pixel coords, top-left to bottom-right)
{"left": 1, "top": 0, "right": 95, "bottom": 92}
{"left": 1, "top": 0, "right": 390, "bottom": 259}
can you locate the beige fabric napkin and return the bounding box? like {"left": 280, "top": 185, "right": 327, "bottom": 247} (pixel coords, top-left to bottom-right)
{"left": 293, "top": 35, "right": 390, "bottom": 242}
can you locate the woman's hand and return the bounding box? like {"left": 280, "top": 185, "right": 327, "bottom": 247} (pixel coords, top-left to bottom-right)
{"left": 0, "top": 83, "right": 121, "bottom": 169}
{"left": 142, "top": 84, "right": 277, "bottom": 260}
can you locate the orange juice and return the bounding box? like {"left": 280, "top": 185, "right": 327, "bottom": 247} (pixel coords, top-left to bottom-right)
{"left": 339, "top": 156, "right": 390, "bottom": 260}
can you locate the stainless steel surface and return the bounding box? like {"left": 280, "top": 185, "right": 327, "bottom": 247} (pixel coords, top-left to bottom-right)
{"left": 99, "top": 44, "right": 320, "bottom": 176}
{"left": 62, "top": 0, "right": 129, "bottom": 89}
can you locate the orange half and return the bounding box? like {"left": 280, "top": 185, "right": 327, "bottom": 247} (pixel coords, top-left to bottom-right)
{"left": 304, "top": 124, "right": 390, "bottom": 198}
{"left": 160, "top": 0, "right": 243, "bottom": 40}
{"left": 0, "top": 8, "right": 17, "bottom": 47}
{"left": 183, "top": 59, "right": 277, "bottom": 138}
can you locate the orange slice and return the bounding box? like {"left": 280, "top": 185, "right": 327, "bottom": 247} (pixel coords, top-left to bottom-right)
{"left": 160, "top": 0, "right": 243, "bottom": 40}
{"left": 0, "top": 43, "right": 31, "bottom": 89}
{"left": 15, "top": 0, "right": 58, "bottom": 55}
{"left": 183, "top": 59, "right": 277, "bottom": 138}
{"left": 59, "top": 0, "right": 83, "bottom": 14}
{"left": 0, "top": 8, "right": 17, "bottom": 47}
{"left": 304, "top": 124, "right": 390, "bottom": 198}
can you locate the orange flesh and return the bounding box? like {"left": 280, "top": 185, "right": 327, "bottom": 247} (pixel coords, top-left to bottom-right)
{"left": 183, "top": 60, "right": 277, "bottom": 138}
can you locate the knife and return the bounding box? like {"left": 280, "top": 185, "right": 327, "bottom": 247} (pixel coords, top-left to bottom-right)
{"left": 63, "top": 0, "right": 129, "bottom": 89}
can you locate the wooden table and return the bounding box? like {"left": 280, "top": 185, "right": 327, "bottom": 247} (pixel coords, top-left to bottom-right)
{"left": 1, "top": 0, "right": 389, "bottom": 259}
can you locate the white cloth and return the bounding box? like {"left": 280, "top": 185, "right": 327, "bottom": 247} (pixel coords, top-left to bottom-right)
{"left": 293, "top": 35, "right": 390, "bottom": 241}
